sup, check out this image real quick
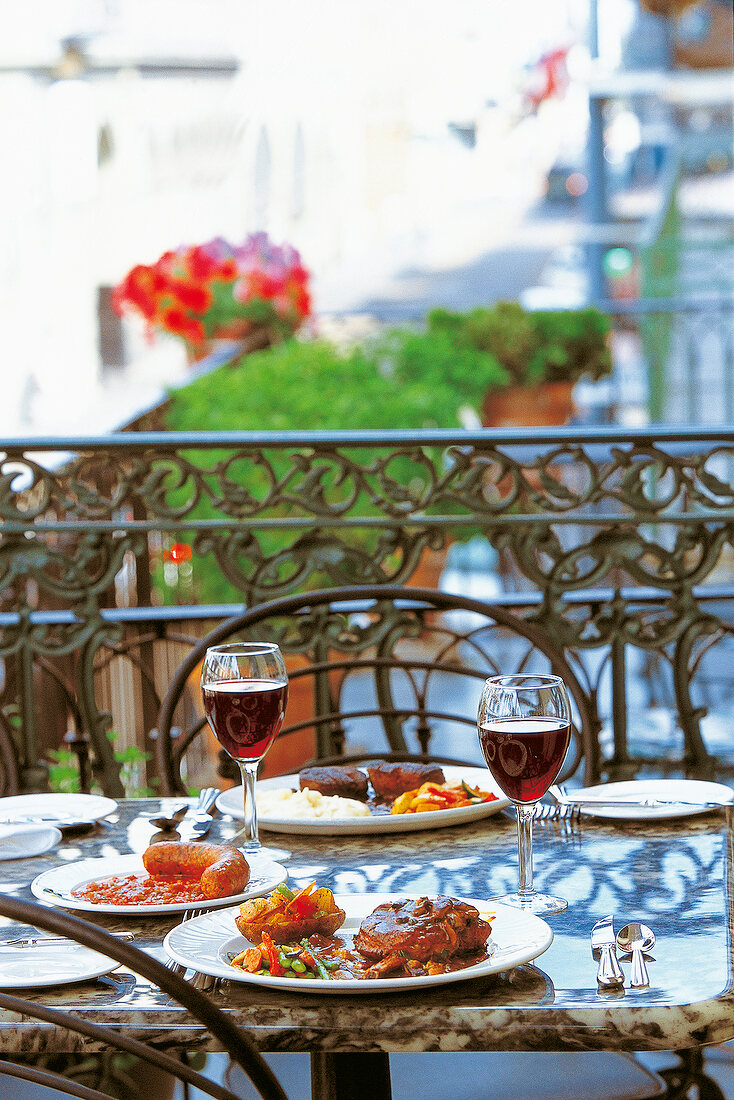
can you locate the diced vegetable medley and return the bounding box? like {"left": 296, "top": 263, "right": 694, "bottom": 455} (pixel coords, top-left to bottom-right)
{"left": 391, "top": 780, "right": 498, "bottom": 815}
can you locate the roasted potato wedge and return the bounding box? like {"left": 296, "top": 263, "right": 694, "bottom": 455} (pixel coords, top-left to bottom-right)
{"left": 235, "top": 883, "right": 346, "bottom": 944}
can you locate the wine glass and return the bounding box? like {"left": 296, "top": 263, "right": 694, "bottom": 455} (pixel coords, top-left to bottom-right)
{"left": 477, "top": 673, "right": 571, "bottom": 915}
{"left": 201, "top": 641, "right": 290, "bottom": 862}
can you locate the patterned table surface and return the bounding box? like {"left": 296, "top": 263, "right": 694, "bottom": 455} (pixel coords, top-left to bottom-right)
{"left": 0, "top": 795, "right": 732, "bottom": 1057}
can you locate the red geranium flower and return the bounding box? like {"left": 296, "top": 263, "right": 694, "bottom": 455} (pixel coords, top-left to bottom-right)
{"left": 113, "top": 233, "right": 313, "bottom": 350}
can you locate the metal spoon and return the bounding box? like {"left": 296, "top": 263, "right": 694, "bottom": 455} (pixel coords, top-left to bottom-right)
{"left": 148, "top": 804, "right": 188, "bottom": 831}
{"left": 616, "top": 922, "right": 655, "bottom": 987}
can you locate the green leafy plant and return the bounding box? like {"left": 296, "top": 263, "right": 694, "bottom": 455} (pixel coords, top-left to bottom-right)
{"left": 46, "top": 747, "right": 82, "bottom": 793}
{"left": 46, "top": 734, "right": 157, "bottom": 797}
{"left": 427, "top": 301, "right": 613, "bottom": 388}
{"left": 366, "top": 323, "right": 508, "bottom": 408}
{"left": 108, "top": 733, "right": 157, "bottom": 798}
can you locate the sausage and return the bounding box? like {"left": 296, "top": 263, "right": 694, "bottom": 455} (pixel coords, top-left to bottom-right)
{"left": 142, "top": 842, "right": 250, "bottom": 899}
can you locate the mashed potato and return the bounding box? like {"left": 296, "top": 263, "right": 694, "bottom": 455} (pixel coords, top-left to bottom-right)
{"left": 256, "top": 786, "right": 371, "bottom": 820}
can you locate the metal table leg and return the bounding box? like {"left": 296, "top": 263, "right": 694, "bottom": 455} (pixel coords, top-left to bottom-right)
{"left": 311, "top": 1052, "right": 392, "bottom": 1100}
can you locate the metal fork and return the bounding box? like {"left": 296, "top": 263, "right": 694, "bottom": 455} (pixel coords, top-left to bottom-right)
{"left": 164, "top": 908, "right": 217, "bottom": 991}
{"left": 532, "top": 800, "right": 579, "bottom": 822}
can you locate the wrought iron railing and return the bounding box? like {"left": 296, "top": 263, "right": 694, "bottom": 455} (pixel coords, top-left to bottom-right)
{"left": 2, "top": 426, "right": 734, "bottom": 794}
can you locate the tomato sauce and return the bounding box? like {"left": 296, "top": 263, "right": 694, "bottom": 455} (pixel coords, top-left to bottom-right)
{"left": 72, "top": 872, "right": 206, "bottom": 905}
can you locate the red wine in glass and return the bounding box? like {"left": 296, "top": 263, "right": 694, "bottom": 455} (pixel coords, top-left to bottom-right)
{"left": 478, "top": 674, "right": 571, "bottom": 915}
{"left": 202, "top": 679, "right": 288, "bottom": 761}
{"left": 478, "top": 717, "right": 571, "bottom": 804}
{"left": 201, "top": 642, "right": 290, "bottom": 862}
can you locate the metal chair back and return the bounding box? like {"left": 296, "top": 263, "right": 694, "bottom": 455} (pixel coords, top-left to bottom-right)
{"left": 0, "top": 895, "right": 287, "bottom": 1100}
{"left": 154, "top": 585, "right": 597, "bottom": 795}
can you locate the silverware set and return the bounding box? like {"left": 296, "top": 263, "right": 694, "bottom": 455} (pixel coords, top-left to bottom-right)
{"left": 591, "top": 914, "right": 656, "bottom": 989}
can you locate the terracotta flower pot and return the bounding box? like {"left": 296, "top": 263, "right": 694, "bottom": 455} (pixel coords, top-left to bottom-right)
{"left": 185, "top": 325, "right": 276, "bottom": 366}
{"left": 482, "top": 381, "right": 576, "bottom": 428}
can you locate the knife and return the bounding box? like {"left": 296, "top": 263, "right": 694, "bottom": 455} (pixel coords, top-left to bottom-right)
{"left": 0, "top": 816, "right": 97, "bottom": 833}
{"left": 562, "top": 796, "right": 732, "bottom": 810}
{"left": 591, "top": 915, "right": 624, "bottom": 987}
{"left": 0, "top": 931, "right": 135, "bottom": 949}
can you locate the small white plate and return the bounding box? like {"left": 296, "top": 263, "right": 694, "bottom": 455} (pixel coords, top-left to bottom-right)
{"left": 0, "top": 793, "right": 117, "bottom": 828}
{"left": 571, "top": 778, "right": 734, "bottom": 820}
{"left": 0, "top": 942, "right": 117, "bottom": 989}
{"left": 0, "top": 823, "right": 62, "bottom": 861}
{"left": 30, "top": 851, "right": 288, "bottom": 915}
{"left": 216, "top": 765, "right": 510, "bottom": 835}
{"left": 164, "top": 894, "right": 553, "bottom": 994}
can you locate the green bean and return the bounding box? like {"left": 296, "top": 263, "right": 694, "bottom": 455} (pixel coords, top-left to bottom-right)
{"left": 313, "top": 956, "right": 332, "bottom": 980}
{"left": 291, "top": 959, "right": 307, "bottom": 973}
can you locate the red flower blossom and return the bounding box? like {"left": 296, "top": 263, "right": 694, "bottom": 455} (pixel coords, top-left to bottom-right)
{"left": 162, "top": 307, "right": 205, "bottom": 344}
{"left": 171, "top": 280, "right": 213, "bottom": 314}
{"left": 113, "top": 233, "right": 313, "bottom": 348}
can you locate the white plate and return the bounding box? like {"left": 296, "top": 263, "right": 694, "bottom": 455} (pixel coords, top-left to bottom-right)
{"left": 164, "top": 894, "right": 553, "bottom": 994}
{"left": 0, "top": 793, "right": 118, "bottom": 828}
{"left": 216, "top": 766, "right": 510, "bottom": 835}
{"left": 0, "top": 823, "right": 62, "bottom": 861}
{"left": 0, "top": 942, "right": 117, "bottom": 989}
{"left": 571, "top": 779, "right": 734, "bottom": 820}
{"left": 30, "top": 851, "right": 288, "bottom": 915}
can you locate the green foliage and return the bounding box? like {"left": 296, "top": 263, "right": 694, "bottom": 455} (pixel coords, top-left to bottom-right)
{"left": 167, "top": 337, "right": 468, "bottom": 433}
{"left": 531, "top": 307, "right": 613, "bottom": 384}
{"left": 46, "top": 747, "right": 81, "bottom": 793}
{"left": 108, "top": 733, "right": 156, "bottom": 798}
{"left": 427, "top": 301, "right": 613, "bottom": 388}
{"left": 46, "top": 733, "right": 156, "bottom": 797}
{"left": 368, "top": 324, "right": 508, "bottom": 407}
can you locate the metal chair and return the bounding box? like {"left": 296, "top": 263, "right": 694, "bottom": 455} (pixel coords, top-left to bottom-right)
{"left": 154, "top": 584, "right": 599, "bottom": 793}
{"left": 0, "top": 894, "right": 287, "bottom": 1100}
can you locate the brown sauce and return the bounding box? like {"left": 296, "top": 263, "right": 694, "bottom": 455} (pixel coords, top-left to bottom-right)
{"left": 307, "top": 931, "right": 490, "bottom": 980}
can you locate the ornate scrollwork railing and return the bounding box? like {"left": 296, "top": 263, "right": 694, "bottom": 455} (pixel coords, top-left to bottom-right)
{"left": 2, "top": 426, "right": 734, "bottom": 793}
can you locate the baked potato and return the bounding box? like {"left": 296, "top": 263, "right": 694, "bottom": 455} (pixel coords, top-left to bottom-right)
{"left": 235, "top": 882, "right": 346, "bottom": 944}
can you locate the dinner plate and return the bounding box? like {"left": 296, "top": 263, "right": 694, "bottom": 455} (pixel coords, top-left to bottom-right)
{"left": 30, "top": 851, "right": 288, "bottom": 915}
{"left": 0, "top": 823, "right": 62, "bottom": 861}
{"left": 570, "top": 778, "right": 734, "bottom": 820}
{"left": 216, "top": 765, "right": 510, "bottom": 835}
{"left": 0, "top": 942, "right": 117, "bottom": 989}
{"left": 0, "top": 793, "right": 118, "bottom": 829}
{"left": 164, "top": 894, "right": 553, "bottom": 994}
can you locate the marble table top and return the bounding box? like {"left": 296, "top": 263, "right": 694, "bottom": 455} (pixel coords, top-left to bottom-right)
{"left": 0, "top": 794, "right": 732, "bottom": 1059}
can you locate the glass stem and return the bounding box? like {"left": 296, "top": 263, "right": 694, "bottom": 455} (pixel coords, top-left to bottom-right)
{"left": 238, "top": 760, "right": 261, "bottom": 849}
{"left": 515, "top": 803, "right": 536, "bottom": 901}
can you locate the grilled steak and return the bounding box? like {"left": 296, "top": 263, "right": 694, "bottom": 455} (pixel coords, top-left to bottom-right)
{"left": 366, "top": 760, "right": 445, "bottom": 800}
{"left": 354, "top": 895, "right": 491, "bottom": 962}
{"left": 299, "top": 764, "right": 369, "bottom": 802}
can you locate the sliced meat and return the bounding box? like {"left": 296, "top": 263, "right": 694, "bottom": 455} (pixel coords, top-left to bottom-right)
{"left": 366, "top": 760, "right": 445, "bottom": 800}
{"left": 354, "top": 896, "right": 491, "bottom": 963}
{"left": 299, "top": 764, "right": 369, "bottom": 802}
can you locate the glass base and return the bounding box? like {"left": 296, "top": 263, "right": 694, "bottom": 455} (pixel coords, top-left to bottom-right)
{"left": 234, "top": 837, "right": 291, "bottom": 863}
{"left": 492, "top": 890, "right": 568, "bottom": 916}
{"left": 248, "top": 844, "right": 290, "bottom": 862}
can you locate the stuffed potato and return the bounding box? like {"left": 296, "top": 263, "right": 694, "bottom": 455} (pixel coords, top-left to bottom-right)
{"left": 235, "top": 882, "right": 346, "bottom": 944}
